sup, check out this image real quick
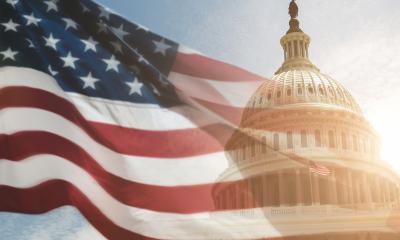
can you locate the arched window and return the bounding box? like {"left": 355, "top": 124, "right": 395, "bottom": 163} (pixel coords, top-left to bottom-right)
{"left": 353, "top": 135, "right": 358, "bottom": 151}
{"left": 273, "top": 133, "right": 279, "bottom": 150}
{"left": 319, "top": 85, "right": 325, "bottom": 95}
{"left": 287, "top": 88, "right": 292, "bottom": 96}
{"left": 308, "top": 85, "right": 314, "bottom": 94}
{"left": 328, "top": 130, "right": 335, "bottom": 148}
{"left": 341, "top": 132, "right": 347, "bottom": 149}
{"left": 315, "top": 130, "right": 322, "bottom": 147}
{"left": 287, "top": 131, "right": 293, "bottom": 149}
{"left": 277, "top": 90, "right": 281, "bottom": 98}
{"left": 363, "top": 138, "right": 367, "bottom": 153}
{"left": 370, "top": 141, "right": 375, "bottom": 155}
{"left": 301, "top": 130, "right": 307, "bottom": 147}
{"left": 328, "top": 86, "right": 334, "bottom": 97}
{"left": 337, "top": 89, "right": 343, "bottom": 100}
{"left": 261, "top": 136, "right": 267, "bottom": 153}
{"left": 251, "top": 140, "right": 256, "bottom": 157}
{"left": 297, "top": 84, "right": 303, "bottom": 95}
{"left": 241, "top": 146, "right": 246, "bottom": 160}
{"left": 267, "top": 93, "right": 272, "bottom": 100}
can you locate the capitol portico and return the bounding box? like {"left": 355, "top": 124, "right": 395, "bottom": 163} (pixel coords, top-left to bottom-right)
{"left": 212, "top": 1, "right": 400, "bottom": 239}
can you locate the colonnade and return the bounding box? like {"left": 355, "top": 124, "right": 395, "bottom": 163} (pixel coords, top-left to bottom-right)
{"left": 215, "top": 167, "right": 400, "bottom": 210}
{"left": 284, "top": 39, "right": 309, "bottom": 60}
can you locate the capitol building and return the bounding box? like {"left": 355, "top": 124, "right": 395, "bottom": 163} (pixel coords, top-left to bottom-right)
{"left": 212, "top": 1, "right": 400, "bottom": 239}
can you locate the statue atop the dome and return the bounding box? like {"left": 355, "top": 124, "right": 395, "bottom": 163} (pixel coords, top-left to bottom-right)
{"left": 287, "top": 0, "right": 302, "bottom": 33}
{"left": 289, "top": 0, "right": 298, "bottom": 19}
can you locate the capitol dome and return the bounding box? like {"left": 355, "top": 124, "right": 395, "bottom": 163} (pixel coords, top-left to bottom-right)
{"left": 243, "top": 27, "right": 362, "bottom": 119}
{"left": 251, "top": 69, "right": 362, "bottom": 114}
{"left": 212, "top": 1, "right": 400, "bottom": 239}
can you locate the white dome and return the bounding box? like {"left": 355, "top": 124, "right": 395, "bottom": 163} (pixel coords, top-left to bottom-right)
{"left": 245, "top": 68, "right": 362, "bottom": 116}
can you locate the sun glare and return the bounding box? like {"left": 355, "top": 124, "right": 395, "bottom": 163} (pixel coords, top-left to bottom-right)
{"left": 366, "top": 98, "right": 400, "bottom": 174}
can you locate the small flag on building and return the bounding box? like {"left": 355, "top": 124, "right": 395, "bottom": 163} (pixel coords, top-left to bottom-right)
{"left": 309, "top": 161, "right": 332, "bottom": 176}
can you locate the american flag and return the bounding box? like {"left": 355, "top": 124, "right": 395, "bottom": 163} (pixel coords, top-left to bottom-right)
{"left": 309, "top": 161, "right": 331, "bottom": 176}
{"left": 0, "top": 0, "right": 277, "bottom": 239}
{"left": 285, "top": 152, "right": 331, "bottom": 176}
{"left": 0, "top": 0, "right": 336, "bottom": 239}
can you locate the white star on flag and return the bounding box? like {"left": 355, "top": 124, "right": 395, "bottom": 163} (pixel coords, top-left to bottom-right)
{"left": 23, "top": 13, "right": 42, "bottom": 27}
{"left": 110, "top": 41, "right": 123, "bottom": 53}
{"left": 133, "top": 48, "right": 149, "bottom": 64}
{"left": 81, "top": 37, "right": 98, "bottom": 52}
{"left": 0, "top": 47, "right": 18, "bottom": 61}
{"left": 102, "top": 55, "right": 120, "bottom": 72}
{"left": 126, "top": 77, "right": 143, "bottom": 95}
{"left": 60, "top": 52, "right": 79, "bottom": 69}
{"left": 6, "top": 0, "right": 18, "bottom": 8}
{"left": 97, "top": 21, "right": 108, "bottom": 34}
{"left": 1, "top": 19, "right": 20, "bottom": 32}
{"left": 43, "top": 33, "right": 60, "bottom": 50}
{"left": 98, "top": 6, "right": 111, "bottom": 20}
{"left": 111, "top": 24, "right": 129, "bottom": 39}
{"left": 80, "top": 72, "right": 99, "bottom": 89}
{"left": 152, "top": 38, "right": 171, "bottom": 56}
{"left": 44, "top": 1, "right": 58, "bottom": 12}
{"left": 62, "top": 18, "right": 78, "bottom": 30}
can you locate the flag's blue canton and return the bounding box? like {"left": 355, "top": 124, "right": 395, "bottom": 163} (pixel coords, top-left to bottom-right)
{"left": 0, "top": 0, "right": 181, "bottom": 106}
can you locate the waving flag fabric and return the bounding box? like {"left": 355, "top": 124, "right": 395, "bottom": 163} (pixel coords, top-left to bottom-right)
{"left": 0, "top": 0, "right": 278, "bottom": 239}
{"left": 0, "top": 0, "right": 340, "bottom": 239}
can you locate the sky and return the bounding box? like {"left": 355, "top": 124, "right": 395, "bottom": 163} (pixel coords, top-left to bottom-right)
{"left": 1, "top": 0, "right": 400, "bottom": 239}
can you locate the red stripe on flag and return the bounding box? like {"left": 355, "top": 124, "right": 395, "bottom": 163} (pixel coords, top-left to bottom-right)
{"left": 191, "top": 97, "right": 245, "bottom": 126}
{"left": 0, "top": 131, "right": 232, "bottom": 213}
{"left": 1, "top": 132, "right": 276, "bottom": 213}
{"left": 0, "top": 86, "right": 234, "bottom": 157}
{"left": 172, "top": 52, "right": 267, "bottom": 82}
